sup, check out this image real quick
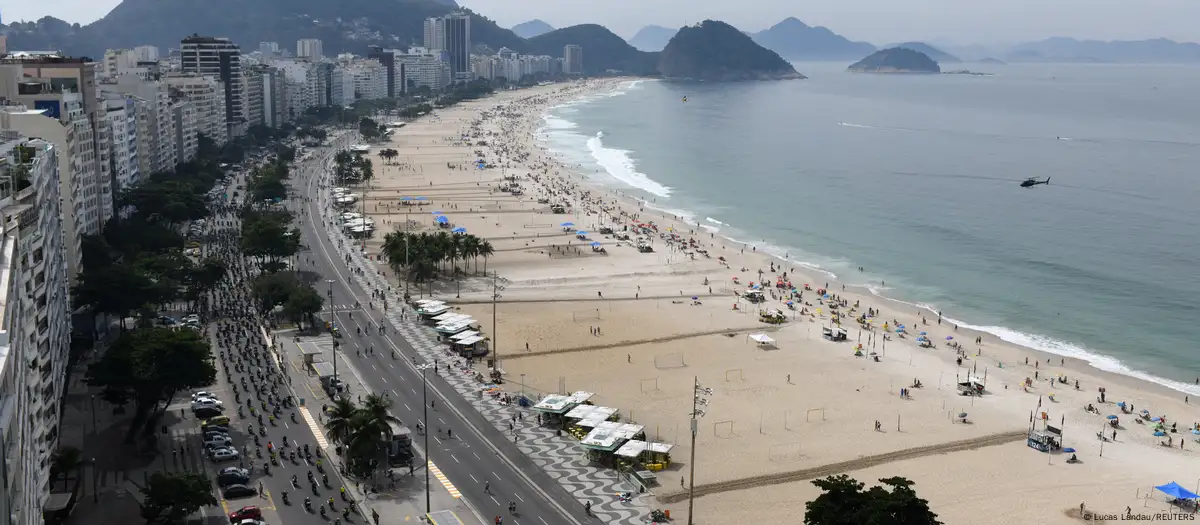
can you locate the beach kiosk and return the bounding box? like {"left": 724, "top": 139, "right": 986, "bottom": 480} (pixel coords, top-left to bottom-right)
{"left": 565, "top": 405, "right": 620, "bottom": 439}
{"left": 435, "top": 319, "right": 475, "bottom": 336}
{"left": 532, "top": 391, "right": 595, "bottom": 429}
{"left": 448, "top": 330, "right": 487, "bottom": 357}
{"left": 616, "top": 440, "right": 675, "bottom": 489}
{"left": 580, "top": 421, "right": 646, "bottom": 467}
{"left": 416, "top": 301, "right": 448, "bottom": 317}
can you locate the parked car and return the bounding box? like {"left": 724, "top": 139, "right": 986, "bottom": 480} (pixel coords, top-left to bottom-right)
{"left": 191, "top": 399, "right": 223, "bottom": 410}
{"left": 208, "top": 447, "right": 240, "bottom": 462}
{"left": 191, "top": 391, "right": 216, "bottom": 401}
{"left": 203, "top": 435, "right": 232, "bottom": 448}
{"left": 194, "top": 407, "right": 223, "bottom": 419}
{"left": 221, "top": 484, "right": 257, "bottom": 499}
{"left": 228, "top": 506, "right": 263, "bottom": 521}
{"left": 217, "top": 471, "right": 250, "bottom": 487}
{"left": 219, "top": 466, "right": 249, "bottom": 478}
{"left": 204, "top": 430, "right": 231, "bottom": 441}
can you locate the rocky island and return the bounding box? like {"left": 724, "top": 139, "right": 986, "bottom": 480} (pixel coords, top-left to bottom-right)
{"left": 658, "top": 20, "right": 806, "bottom": 81}
{"left": 848, "top": 47, "right": 941, "bottom": 73}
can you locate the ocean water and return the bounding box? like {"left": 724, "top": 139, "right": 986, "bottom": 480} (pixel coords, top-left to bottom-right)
{"left": 536, "top": 63, "right": 1200, "bottom": 394}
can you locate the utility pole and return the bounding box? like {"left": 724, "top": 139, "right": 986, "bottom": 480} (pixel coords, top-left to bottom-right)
{"left": 492, "top": 271, "right": 500, "bottom": 372}
{"left": 327, "top": 279, "right": 338, "bottom": 381}
{"left": 688, "top": 377, "right": 711, "bottom": 525}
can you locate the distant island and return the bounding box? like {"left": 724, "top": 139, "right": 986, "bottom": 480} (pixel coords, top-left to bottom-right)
{"left": 848, "top": 47, "right": 941, "bottom": 73}
{"left": 979, "top": 57, "right": 1007, "bottom": 65}
{"left": 658, "top": 20, "right": 806, "bottom": 81}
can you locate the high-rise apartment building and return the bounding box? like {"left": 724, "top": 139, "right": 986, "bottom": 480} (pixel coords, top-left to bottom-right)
{"left": 0, "top": 55, "right": 107, "bottom": 281}
{"left": 296, "top": 39, "right": 324, "bottom": 60}
{"left": 242, "top": 69, "right": 264, "bottom": 128}
{"left": 564, "top": 45, "right": 583, "bottom": 75}
{"left": 259, "top": 42, "right": 280, "bottom": 55}
{"left": 367, "top": 46, "right": 399, "bottom": 97}
{"left": 165, "top": 73, "right": 227, "bottom": 146}
{"left": 100, "top": 95, "right": 142, "bottom": 204}
{"left": 168, "top": 94, "right": 198, "bottom": 163}
{"left": 0, "top": 135, "right": 73, "bottom": 525}
{"left": 180, "top": 35, "right": 244, "bottom": 138}
{"left": 107, "top": 75, "right": 177, "bottom": 173}
{"left": 424, "top": 14, "right": 472, "bottom": 81}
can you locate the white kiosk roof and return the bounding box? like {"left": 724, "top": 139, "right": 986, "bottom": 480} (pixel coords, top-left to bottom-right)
{"left": 615, "top": 440, "right": 675, "bottom": 458}
{"left": 455, "top": 335, "right": 484, "bottom": 346}
{"left": 433, "top": 312, "right": 467, "bottom": 322}
{"left": 450, "top": 330, "right": 479, "bottom": 341}
{"left": 533, "top": 391, "right": 594, "bottom": 413}
{"left": 564, "top": 404, "right": 618, "bottom": 421}
{"left": 416, "top": 299, "right": 444, "bottom": 307}
{"left": 419, "top": 304, "right": 449, "bottom": 316}
{"left": 581, "top": 421, "right": 645, "bottom": 450}
{"left": 750, "top": 334, "right": 775, "bottom": 344}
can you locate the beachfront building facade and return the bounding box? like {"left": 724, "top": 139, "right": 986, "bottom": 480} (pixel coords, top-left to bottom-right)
{"left": 470, "top": 50, "right": 557, "bottom": 83}
{"left": 168, "top": 94, "right": 199, "bottom": 163}
{"left": 564, "top": 45, "right": 583, "bottom": 75}
{"left": 100, "top": 94, "right": 142, "bottom": 203}
{"left": 180, "top": 35, "right": 245, "bottom": 138}
{"left": 397, "top": 48, "right": 451, "bottom": 91}
{"left": 165, "top": 72, "right": 227, "bottom": 146}
{"left": 423, "top": 13, "right": 472, "bottom": 81}
{"left": 0, "top": 136, "right": 74, "bottom": 525}
{"left": 105, "top": 75, "right": 178, "bottom": 174}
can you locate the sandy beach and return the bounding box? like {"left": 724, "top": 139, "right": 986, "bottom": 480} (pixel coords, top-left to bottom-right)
{"left": 351, "top": 79, "right": 1200, "bottom": 524}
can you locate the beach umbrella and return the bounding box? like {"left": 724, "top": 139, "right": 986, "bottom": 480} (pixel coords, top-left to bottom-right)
{"left": 1062, "top": 447, "right": 1075, "bottom": 453}
{"left": 958, "top": 412, "right": 968, "bottom": 418}
{"left": 435, "top": 216, "right": 449, "bottom": 223}
{"left": 919, "top": 331, "right": 928, "bottom": 335}
{"left": 946, "top": 336, "right": 954, "bottom": 340}
{"left": 1117, "top": 401, "right": 1126, "bottom": 407}
{"left": 432, "top": 210, "right": 444, "bottom": 215}
{"left": 1191, "top": 429, "right": 1200, "bottom": 435}
{"left": 452, "top": 227, "right": 467, "bottom": 233}
{"left": 1154, "top": 431, "right": 1166, "bottom": 437}
{"left": 576, "top": 231, "right": 589, "bottom": 235}
{"left": 896, "top": 328, "right": 906, "bottom": 333}
{"left": 1106, "top": 415, "right": 1118, "bottom": 420}
{"left": 590, "top": 241, "right": 600, "bottom": 247}
{"left": 561, "top": 222, "right": 574, "bottom": 227}
{"left": 415, "top": 196, "right": 428, "bottom": 201}
{"left": 1152, "top": 417, "right": 1163, "bottom": 422}
{"left": 400, "top": 196, "right": 412, "bottom": 201}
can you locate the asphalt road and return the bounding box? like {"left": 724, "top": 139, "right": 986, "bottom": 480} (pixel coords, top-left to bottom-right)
{"left": 290, "top": 141, "right": 608, "bottom": 525}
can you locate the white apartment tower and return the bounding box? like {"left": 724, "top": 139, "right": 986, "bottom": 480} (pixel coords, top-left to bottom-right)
{"left": 168, "top": 95, "right": 198, "bottom": 163}
{"left": 296, "top": 39, "right": 324, "bottom": 60}
{"left": 564, "top": 45, "right": 583, "bottom": 75}
{"left": 0, "top": 136, "right": 73, "bottom": 525}
{"left": 108, "top": 75, "right": 177, "bottom": 173}
{"left": 100, "top": 95, "right": 142, "bottom": 202}
{"left": 179, "top": 35, "right": 244, "bottom": 138}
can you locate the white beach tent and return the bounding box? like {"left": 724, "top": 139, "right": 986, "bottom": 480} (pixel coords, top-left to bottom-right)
{"left": 748, "top": 333, "right": 776, "bottom": 348}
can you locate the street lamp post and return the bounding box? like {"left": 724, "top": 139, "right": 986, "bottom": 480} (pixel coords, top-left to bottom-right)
{"left": 417, "top": 364, "right": 433, "bottom": 513}
{"left": 688, "top": 377, "right": 712, "bottom": 525}
{"left": 327, "top": 279, "right": 338, "bottom": 382}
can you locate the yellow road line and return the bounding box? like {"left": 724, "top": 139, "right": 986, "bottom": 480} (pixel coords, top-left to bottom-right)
{"left": 427, "top": 461, "right": 462, "bottom": 499}
{"left": 299, "top": 406, "right": 331, "bottom": 449}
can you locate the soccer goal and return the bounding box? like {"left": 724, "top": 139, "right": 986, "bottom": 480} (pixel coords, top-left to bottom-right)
{"left": 724, "top": 368, "right": 744, "bottom": 382}
{"left": 713, "top": 420, "right": 736, "bottom": 438}
{"left": 768, "top": 442, "right": 803, "bottom": 463}
{"left": 654, "top": 353, "right": 687, "bottom": 369}
{"left": 806, "top": 407, "right": 827, "bottom": 422}
{"left": 640, "top": 377, "right": 660, "bottom": 392}
{"left": 572, "top": 309, "right": 601, "bottom": 322}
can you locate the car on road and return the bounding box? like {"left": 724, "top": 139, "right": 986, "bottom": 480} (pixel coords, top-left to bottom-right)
{"left": 202, "top": 415, "right": 230, "bottom": 427}
{"left": 191, "top": 391, "right": 216, "bottom": 401}
{"left": 221, "top": 484, "right": 257, "bottom": 499}
{"left": 208, "top": 447, "right": 240, "bottom": 462}
{"left": 228, "top": 505, "right": 263, "bottom": 521}
{"left": 183, "top": 314, "right": 201, "bottom": 324}
{"left": 201, "top": 423, "right": 229, "bottom": 434}
{"left": 191, "top": 398, "right": 223, "bottom": 410}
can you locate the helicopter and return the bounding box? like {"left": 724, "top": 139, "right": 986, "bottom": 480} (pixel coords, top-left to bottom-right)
{"left": 1020, "top": 177, "right": 1050, "bottom": 188}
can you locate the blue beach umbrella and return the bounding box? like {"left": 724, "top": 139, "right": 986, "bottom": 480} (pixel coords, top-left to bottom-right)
{"left": 415, "top": 196, "right": 428, "bottom": 201}
{"left": 432, "top": 210, "right": 444, "bottom": 215}
{"left": 452, "top": 227, "right": 467, "bottom": 233}
{"left": 1107, "top": 415, "right": 1118, "bottom": 420}
{"left": 435, "top": 216, "right": 449, "bottom": 224}
{"left": 591, "top": 241, "right": 600, "bottom": 247}
{"left": 400, "top": 196, "right": 412, "bottom": 201}
{"left": 1152, "top": 417, "right": 1163, "bottom": 422}
{"left": 919, "top": 331, "right": 928, "bottom": 336}
{"left": 1062, "top": 447, "right": 1075, "bottom": 453}
{"left": 575, "top": 231, "right": 589, "bottom": 235}
{"left": 1154, "top": 431, "right": 1166, "bottom": 437}
{"left": 560, "top": 222, "right": 574, "bottom": 227}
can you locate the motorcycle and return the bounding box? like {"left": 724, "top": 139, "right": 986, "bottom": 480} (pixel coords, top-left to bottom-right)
{"left": 304, "top": 498, "right": 312, "bottom": 513}
{"left": 281, "top": 491, "right": 289, "bottom": 505}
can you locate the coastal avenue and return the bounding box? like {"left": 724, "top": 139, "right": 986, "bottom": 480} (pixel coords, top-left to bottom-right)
{"left": 291, "top": 137, "right": 605, "bottom": 525}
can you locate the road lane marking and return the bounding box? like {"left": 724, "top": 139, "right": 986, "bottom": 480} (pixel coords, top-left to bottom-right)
{"left": 451, "top": 454, "right": 460, "bottom": 463}
{"left": 427, "top": 461, "right": 461, "bottom": 499}
{"left": 492, "top": 471, "right": 501, "bottom": 480}
{"left": 473, "top": 453, "right": 480, "bottom": 460}
{"left": 516, "top": 493, "right": 525, "bottom": 502}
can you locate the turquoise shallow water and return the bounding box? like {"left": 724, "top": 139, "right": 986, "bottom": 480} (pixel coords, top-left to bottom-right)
{"left": 537, "top": 63, "right": 1200, "bottom": 393}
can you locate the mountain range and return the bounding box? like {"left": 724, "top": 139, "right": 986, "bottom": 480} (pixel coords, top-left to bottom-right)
{"left": 750, "top": 17, "right": 876, "bottom": 61}
{"left": 628, "top": 25, "right": 677, "bottom": 52}
{"left": 511, "top": 19, "right": 553, "bottom": 39}
{"left": 1005, "top": 37, "right": 1200, "bottom": 63}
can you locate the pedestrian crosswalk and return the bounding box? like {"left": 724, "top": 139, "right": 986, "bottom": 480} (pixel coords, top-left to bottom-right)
{"left": 299, "top": 406, "right": 331, "bottom": 449}
{"left": 427, "top": 461, "right": 461, "bottom": 499}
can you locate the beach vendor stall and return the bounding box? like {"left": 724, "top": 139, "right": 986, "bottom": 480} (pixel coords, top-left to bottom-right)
{"left": 616, "top": 440, "right": 675, "bottom": 474}
{"left": 435, "top": 319, "right": 476, "bottom": 336}
{"left": 565, "top": 405, "right": 620, "bottom": 440}
{"left": 748, "top": 333, "right": 777, "bottom": 349}
{"left": 580, "top": 421, "right": 646, "bottom": 467}
{"left": 532, "top": 391, "right": 596, "bottom": 430}
{"left": 451, "top": 333, "right": 487, "bottom": 357}
{"left": 416, "top": 301, "right": 448, "bottom": 317}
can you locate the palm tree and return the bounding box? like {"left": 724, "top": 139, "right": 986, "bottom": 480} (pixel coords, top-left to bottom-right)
{"left": 461, "top": 235, "right": 481, "bottom": 274}
{"left": 359, "top": 394, "right": 401, "bottom": 435}
{"left": 324, "top": 398, "right": 358, "bottom": 445}
{"left": 478, "top": 240, "right": 495, "bottom": 274}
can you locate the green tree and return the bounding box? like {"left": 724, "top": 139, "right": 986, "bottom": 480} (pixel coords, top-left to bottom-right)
{"left": 283, "top": 284, "right": 324, "bottom": 329}
{"left": 73, "top": 264, "right": 175, "bottom": 329}
{"left": 251, "top": 272, "right": 299, "bottom": 315}
{"left": 135, "top": 471, "right": 218, "bottom": 525}
{"left": 324, "top": 398, "right": 358, "bottom": 445}
{"left": 86, "top": 327, "right": 216, "bottom": 433}
{"left": 241, "top": 212, "right": 300, "bottom": 268}
{"left": 805, "top": 475, "right": 941, "bottom": 525}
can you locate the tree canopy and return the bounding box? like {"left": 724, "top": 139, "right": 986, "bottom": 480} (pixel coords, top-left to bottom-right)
{"left": 323, "top": 394, "right": 403, "bottom": 477}
{"left": 136, "top": 471, "right": 219, "bottom": 525}
{"left": 805, "top": 475, "right": 941, "bottom": 525}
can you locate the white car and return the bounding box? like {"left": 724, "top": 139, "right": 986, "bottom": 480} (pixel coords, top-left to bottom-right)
{"left": 192, "top": 400, "right": 223, "bottom": 411}
{"left": 203, "top": 435, "right": 233, "bottom": 448}
{"left": 191, "top": 391, "right": 215, "bottom": 401}
{"left": 209, "top": 447, "right": 240, "bottom": 462}
{"left": 183, "top": 314, "right": 200, "bottom": 324}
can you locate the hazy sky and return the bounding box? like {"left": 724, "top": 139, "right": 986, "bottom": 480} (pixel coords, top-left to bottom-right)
{"left": 4, "top": 0, "right": 1199, "bottom": 45}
